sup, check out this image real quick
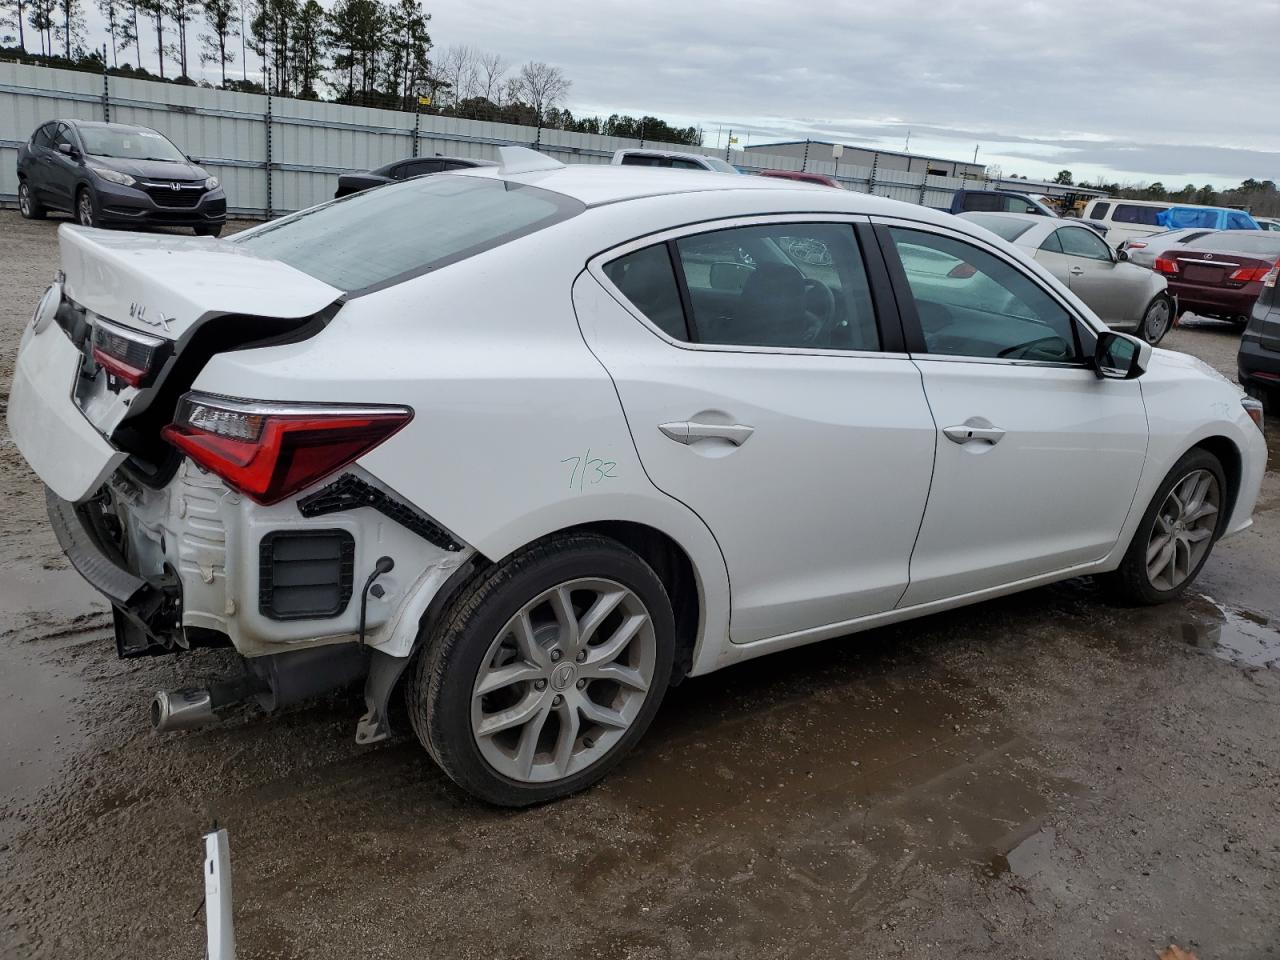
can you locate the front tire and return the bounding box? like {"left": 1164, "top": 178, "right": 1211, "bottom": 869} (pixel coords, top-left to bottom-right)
{"left": 1138, "top": 293, "right": 1173, "bottom": 345}
{"left": 1104, "top": 449, "right": 1226, "bottom": 604}
{"left": 76, "top": 186, "right": 99, "bottom": 228}
{"left": 407, "top": 533, "right": 675, "bottom": 806}
{"left": 195, "top": 224, "right": 224, "bottom": 237}
{"left": 18, "top": 181, "right": 46, "bottom": 219}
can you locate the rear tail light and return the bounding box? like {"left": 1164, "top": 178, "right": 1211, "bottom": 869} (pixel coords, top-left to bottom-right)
{"left": 1263, "top": 259, "right": 1279, "bottom": 288}
{"left": 947, "top": 262, "right": 978, "bottom": 279}
{"left": 1228, "top": 266, "right": 1272, "bottom": 283}
{"left": 1154, "top": 256, "right": 1179, "bottom": 275}
{"left": 91, "top": 317, "right": 170, "bottom": 388}
{"left": 161, "top": 393, "right": 413, "bottom": 505}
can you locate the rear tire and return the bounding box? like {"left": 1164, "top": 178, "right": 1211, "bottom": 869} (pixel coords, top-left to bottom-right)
{"left": 18, "top": 180, "right": 46, "bottom": 219}
{"left": 1137, "top": 293, "right": 1173, "bottom": 345}
{"left": 1103, "top": 449, "right": 1226, "bottom": 605}
{"left": 406, "top": 533, "right": 675, "bottom": 806}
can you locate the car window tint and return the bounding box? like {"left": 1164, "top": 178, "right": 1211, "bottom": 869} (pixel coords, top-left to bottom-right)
{"left": 1090, "top": 202, "right": 1111, "bottom": 220}
{"left": 1058, "top": 227, "right": 1111, "bottom": 261}
{"left": 669, "top": 158, "right": 704, "bottom": 170}
{"left": 51, "top": 124, "right": 74, "bottom": 150}
{"left": 1038, "top": 230, "right": 1063, "bottom": 253}
{"left": 32, "top": 123, "right": 55, "bottom": 147}
{"left": 619, "top": 154, "right": 663, "bottom": 167}
{"left": 233, "top": 175, "right": 583, "bottom": 294}
{"left": 1112, "top": 204, "right": 1166, "bottom": 226}
{"left": 395, "top": 160, "right": 442, "bottom": 178}
{"left": 603, "top": 245, "right": 689, "bottom": 341}
{"left": 889, "top": 227, "right": 1079, "bottom": 363}
{"left": 673, "top": 223, "right": 880, "bottom": 351}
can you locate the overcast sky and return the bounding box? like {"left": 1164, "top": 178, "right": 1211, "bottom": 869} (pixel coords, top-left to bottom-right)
{"left": 84, "top": 0, "right": 1280, "bottom": 187}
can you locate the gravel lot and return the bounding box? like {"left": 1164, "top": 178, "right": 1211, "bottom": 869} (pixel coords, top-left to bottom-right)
{"left": 1, "top": 209, "right": 1278, "bottom": 960}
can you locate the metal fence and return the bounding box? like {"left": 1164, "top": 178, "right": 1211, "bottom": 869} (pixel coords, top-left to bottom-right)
{"left": 2, "top": 61, "right": 1041, "bottom": 217}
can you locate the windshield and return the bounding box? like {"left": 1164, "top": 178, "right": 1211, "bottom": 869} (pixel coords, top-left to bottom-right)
{"left": 961, "top": 213, "right": 1035, "bottom": 242}
{"left": 232, "top": 175, "right": 584, "bottom": 294}
{"left": 78, "top": 125, "right": 187, "bottom": 161}
{"left": 1194, "top": 232, "right": 1280, "bottom": 257}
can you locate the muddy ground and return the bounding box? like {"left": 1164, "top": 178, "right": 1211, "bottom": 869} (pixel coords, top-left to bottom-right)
{"left": 1, "top": 209, "right": 1278, "bottom": 960}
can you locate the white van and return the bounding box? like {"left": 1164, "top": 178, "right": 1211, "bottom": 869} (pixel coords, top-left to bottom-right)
{"left": 1080, "top": 199, "right": 1172, "bottom": 249}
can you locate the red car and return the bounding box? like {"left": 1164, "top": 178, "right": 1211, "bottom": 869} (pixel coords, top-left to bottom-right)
{"left": 1155, "top": 230, "right": 1280, "bottom": 325}
{"left": 757, "top": 169, "right": 843, "bottom": 189}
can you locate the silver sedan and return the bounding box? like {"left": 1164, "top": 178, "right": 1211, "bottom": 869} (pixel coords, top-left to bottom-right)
{"left": 960, "top": 212, "right": 1176, "bottom": 344}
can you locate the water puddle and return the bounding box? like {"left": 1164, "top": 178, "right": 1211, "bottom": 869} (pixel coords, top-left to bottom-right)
{"left": 1182, "top": 594, "right": 1280, "bottom": 670}
{"left": 0, "top": 565, "right": 108, "bottom": 846}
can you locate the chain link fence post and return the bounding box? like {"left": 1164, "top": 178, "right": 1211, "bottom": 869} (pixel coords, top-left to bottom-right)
{"left": 264, "top": 92, "right": 273, "bottom": 220}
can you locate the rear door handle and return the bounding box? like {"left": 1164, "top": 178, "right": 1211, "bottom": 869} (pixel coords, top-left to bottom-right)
{"left": 660, "top": 421, "right": 755, "bottom": 446}
{"left": 943, "top": 419, "right": 1005, "bottom": 445}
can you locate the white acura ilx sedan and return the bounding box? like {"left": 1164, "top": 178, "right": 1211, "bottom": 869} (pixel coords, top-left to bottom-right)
{"left": 8, "top": 148, "right": 1267, "bottom": 805}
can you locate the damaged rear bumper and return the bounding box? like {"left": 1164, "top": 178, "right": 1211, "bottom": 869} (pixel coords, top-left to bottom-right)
{"left": 46, "top": 485, "right": 182, "bottom": 657}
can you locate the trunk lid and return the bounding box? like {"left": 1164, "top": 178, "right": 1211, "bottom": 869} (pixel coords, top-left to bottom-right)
{"left": 1169, "top": 249, "right": 1272, "bottom": 288}
{"left": 8, "top": 226, "right": 342, "bottom": 501}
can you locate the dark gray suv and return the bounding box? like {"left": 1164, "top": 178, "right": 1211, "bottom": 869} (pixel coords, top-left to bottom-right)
{"left": 1238, "top": 262, "right": 1280, "bottom": 411}
{"left": 17, "top": 119, "right": 227, "bottom": 236}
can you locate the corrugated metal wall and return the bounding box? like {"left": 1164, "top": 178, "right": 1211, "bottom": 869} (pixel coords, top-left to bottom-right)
{"left": 1, "top": 61, "right": 999, "bottom": 217}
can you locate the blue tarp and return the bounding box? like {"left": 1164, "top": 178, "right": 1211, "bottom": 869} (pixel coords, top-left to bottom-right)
{"left": 1156, "top": 207, "right": 1260, "bottom": 231}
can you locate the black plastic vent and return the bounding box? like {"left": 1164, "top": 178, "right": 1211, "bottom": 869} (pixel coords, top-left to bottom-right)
{"left": 259, "top": 529, "right": 355, "bottom": 621}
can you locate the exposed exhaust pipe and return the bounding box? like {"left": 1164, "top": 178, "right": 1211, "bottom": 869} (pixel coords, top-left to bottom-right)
{"left": 151, "top": 687, "right": 216, "bottom": 732}
{"left": 151, "top": 675, "right": 269, "bottom": 733}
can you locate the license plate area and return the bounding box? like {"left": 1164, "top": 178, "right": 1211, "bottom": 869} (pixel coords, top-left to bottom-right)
{"left": 1183, "top": 264, "right": 1224, "bottom": 284}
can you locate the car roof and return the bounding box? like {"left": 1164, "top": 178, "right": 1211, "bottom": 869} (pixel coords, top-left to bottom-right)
{"left": 456, "top": 162, "right": 962, "bottom": 222}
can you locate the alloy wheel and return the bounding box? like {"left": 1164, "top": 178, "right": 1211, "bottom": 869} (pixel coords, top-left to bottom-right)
{"left": 19, "top": 184, "right": 31, "bottom": 217}
{"left": 1146, "top": 468, "right": 1219, "bottom": 590}
{"left": 1143, "top": 298, "right": 1171, "bottom": 343}
{"left": 470, "top": 577, "right": 657, "bottom": 783}
{"left": 78, "top": 192, "right": 94, "bottom": 227}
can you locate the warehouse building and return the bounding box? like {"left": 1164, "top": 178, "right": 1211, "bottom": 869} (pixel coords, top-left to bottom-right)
{"left": 745, "top": 140, "right": 987, "bottom": 179}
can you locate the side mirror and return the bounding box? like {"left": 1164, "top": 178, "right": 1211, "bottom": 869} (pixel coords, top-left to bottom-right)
{"left": 709, "top": 260, "right": 754, "bottom": 292}
{"left": 1094, "top": 331, "right": 1150, "bottom": 380}
{"left": 1115, "top": 247, "right": 1129, "bottom": 262}
{"left": 57, "top": 142, "right": 79, "bottom": 159}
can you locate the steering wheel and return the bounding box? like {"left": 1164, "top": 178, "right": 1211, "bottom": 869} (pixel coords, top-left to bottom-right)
{"left": 997, "top": 335, "right": 1068, "bottom": 360}
{"left": 800, "top": 280, "right": 837, "bottom": 344}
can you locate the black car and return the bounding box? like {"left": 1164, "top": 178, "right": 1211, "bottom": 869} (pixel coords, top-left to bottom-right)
{"left": 17, "top": 119, "right": 227, "bottom": 236}
{"left": 333, "top": 155, "right": 493, "bottom": 198}
{"left": 1238, "top": 259, "right": 1280, "bottom": 411}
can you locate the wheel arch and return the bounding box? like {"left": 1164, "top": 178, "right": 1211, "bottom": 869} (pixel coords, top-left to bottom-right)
{"left": 1190, "top": 434, "right": 1242, "bottom": 529}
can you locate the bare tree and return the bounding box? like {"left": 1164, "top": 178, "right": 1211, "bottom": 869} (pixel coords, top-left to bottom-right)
{"left": 475, "top": 49, "right": 505, "bottom": 102}
{"left": 516, "top": 60, "right": 569, "bottom": 120}
{"left": 439, "top": 43, "right": 476, "bottom": 107}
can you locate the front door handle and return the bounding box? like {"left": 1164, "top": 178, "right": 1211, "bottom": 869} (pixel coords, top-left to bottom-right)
{"left": 660, "top": 421, "right": 755, "bottom": 446}
{"left": 943, "top": 418, "right": 1005, "bottom": 445}
{"left": 1069, "top": 266, "right": 1085, "bottom": 276}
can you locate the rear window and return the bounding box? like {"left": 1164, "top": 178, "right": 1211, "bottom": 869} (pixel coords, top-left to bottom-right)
{"left": 232, "top": 175, "right": 582, "bottom": 294}
{"left": 1193, "top": 232, "right": 1280, "bottom": 257}
{"left": 962, "top": 213, "right": 1035, "bottom": 242}
{"left": 1090, "top": 202, "right": 1111, "bottom": 220}
{"left": 1112, "top": 204, "right": 1167, "bottom": 226}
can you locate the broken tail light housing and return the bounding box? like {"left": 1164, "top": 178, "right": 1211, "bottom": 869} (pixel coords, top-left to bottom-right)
{"left": 91, "top": 317, "right": 170, "bottom": 388}
{"left": 1262, "top": 259, "right": 1279, "bottom": 288}
{"left": 1153, "top": 256, "right": 1179, "bottom": 275}
{"left": 161, "top": 393, "right": 413, "bottom": 505}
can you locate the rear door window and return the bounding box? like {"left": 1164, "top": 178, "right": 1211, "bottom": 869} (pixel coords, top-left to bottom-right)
{"left": 1090, "top": 202, "right": 1111, "bottom": 220}
{"left": 669, "top": 158, "right": 705, "bottom": 170}
{"left": 619, "top": 154, "right": 663, "bottom": 167}
{"left": 233, "top": 175, "right": 583, "bottom": 294}
{"left": 602, "top": 222, "right": 882, "bottom": 352}
{"left": 394, "top": 159, "right": 444, "bottom": 178}
{"left": 31, "top": 123, "right": 55, "bottom": 148}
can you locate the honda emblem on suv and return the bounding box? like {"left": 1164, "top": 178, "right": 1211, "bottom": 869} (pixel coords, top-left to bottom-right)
{"left": 171, "top": 182, "right": 181, "bottom": 191}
